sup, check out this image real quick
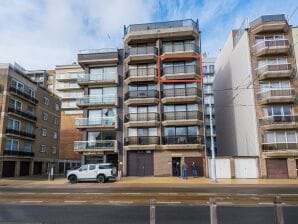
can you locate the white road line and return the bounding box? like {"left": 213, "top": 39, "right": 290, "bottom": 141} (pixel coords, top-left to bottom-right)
{"left": 20, "top": 200, "right": 43, "bottom": 203}
{"left": 258, "top": 202, "right": 274, "bottom": 205}
{"left": 158, "top": 193, "right": 178, "bottom": 195}
{"left": 156, "top": 201, "right": 181, "bottom": 204}
{"left": 121, "top": 193, "right": 141, "bottom": 195}
{"left": 86, "top": 193, "right": 105, "bottom": 195}
{"left": 51, "top": 193, "right": 70, "bottom": 195}
{"left": 18, "top": 193, "right": 36, "bottom": 195}
{"left": 109, "top": 201, "right": 134, "bottom": 204}
{"left": 64, "top": 201, "right": 87, "bottom": 203}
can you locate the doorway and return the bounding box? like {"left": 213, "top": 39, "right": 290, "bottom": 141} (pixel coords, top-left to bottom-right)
{"left": 172, "top": 157, "right": 181, "bottom": 177}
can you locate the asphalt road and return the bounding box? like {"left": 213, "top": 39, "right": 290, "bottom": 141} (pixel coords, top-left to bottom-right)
{"left": 0, "top": 204, "right": 298, "bottom": 224}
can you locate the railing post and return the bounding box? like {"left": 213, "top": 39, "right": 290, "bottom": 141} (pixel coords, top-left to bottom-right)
{"left": 149, "top": 199, "right": 156, "bottom": 224}
{"left": 210, "top": 198, "right": 217, "bottom": 224}
{"left": 274, "top": 196, "right": 284, "bottom": 224}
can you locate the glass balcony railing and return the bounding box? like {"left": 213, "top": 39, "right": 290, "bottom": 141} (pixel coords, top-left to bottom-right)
{"left": 74, "top": 140, "right": 117, "bottom": 151}
{"left": 257, "top": 89, "right": 295, "bottom": 101}
{"left": 163, "top": 64, "right": 198, "bottom": 75}
{"left": 77, "top": 73, "right": 117, "bottom": 82}
{"left": 259, "top": 115, "right": 298, "bottom": 126}
{"left": 163, "top": 111, "right": 202, "bottom": 121}
{"left": 251, "top": 39, "right": 289, "bottom": 54}
{"left": 125, "top": 90, "right": 159, "bottom": 100}
{"left": 162, "top": 43, "right": 199, "bottom": 54}
{"left": 77, "top": 95, "right": 117, "bottom": 105}
{"left": 124, "top": 136, "right": 160, "bottom": 145}
{"left": 3, "top": 150, "right": 34, "bottom": 157}
{"left": 256, "top": 64, "right": 292, "bottom": 76}
{"left": 125, "top": 46, "right": 157, "bottom": 57}
{"left": 75, "top": 117, "right": 116, "bottom": 127}
{"left": 125, "top": 113, "right": 159, "bottom": 122}
{"left": 126, "top": 67, "right": 157, "bottom": 78}
{"left": 249, "top": 14, "right": 287, "bottom": 28}
{"left": 163, "top": 135, "right": 204, "bottom": 144}
{"left": 162, "top": 87, "right": 201, "bottom": 97}
{"left": 262, "top": 142, "right": 298, "bottom": 151}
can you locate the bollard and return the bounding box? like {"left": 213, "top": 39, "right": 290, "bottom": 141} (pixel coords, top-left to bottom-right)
{"left": 210, "top": 197, "right": 217, "bottom": 224}
{"left": 274, "top": 196, "right": 284, "bottom": 224}
{"left": 149, "top": 199, "right": 156, "bottom": 224}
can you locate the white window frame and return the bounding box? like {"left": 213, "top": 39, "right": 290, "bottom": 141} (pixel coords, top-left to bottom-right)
{"left": 44, "top": 97, "right": 49, "bottom": 105}
{"left": 6, "top": 119, "right": 21, "bottom": 131}
{"left": 5, "top": 139, "right": 19, "bottom": 151}
{"left": 52, "top": 146, "right": 57, "bottom": 154}
{"left": 53, "top": 132, "right": 58, "bottom": 139}
{"left": 264, "top": 131, "right": 297, "bottom": 143}
{"left": 43, "top": 112, "right": 48, "bottom": 121}
{"left": 41, "top": 128, "right": 47, "bottom": 137}
{"left": 40, "top": 145, "right": 46, "bottom": 153}
{"left": 11, "top": 79, "right": 24, "bottom": 91}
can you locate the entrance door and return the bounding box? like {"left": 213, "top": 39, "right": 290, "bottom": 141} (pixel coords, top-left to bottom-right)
{"left": 184, "top": 157, "right": 204, "bottom": 177}
{"left": 20, "top": 161, "right": 30, "bottom": 176}
{"left": 33, "top": 162, "right": 42, "bottom": 175}
{"left": 266, "top": 159, "right": 288, "bottom": 179}
{"left": 172, "top": 157, "right": 181, "bottom": 176}
{"left": 127, "top": 151, "right": 153, "bottom": 176}
{"left": 2, "top": 161, "right": 16, "bottom": 177}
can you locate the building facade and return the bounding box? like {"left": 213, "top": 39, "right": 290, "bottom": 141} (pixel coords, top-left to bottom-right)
{"left": 0, "top": 63, "right": 61, "bottom": 177}
{"left": 214, "top": 14, "right": 298, "bottom": 178}
{"left": 123, "top": 19, "right": 204, "bottom": 176}
{"left": 202, "top": 57, "right": 217, "bottom": 156}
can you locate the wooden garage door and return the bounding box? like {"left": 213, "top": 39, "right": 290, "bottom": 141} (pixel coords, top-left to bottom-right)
{"left": 33, "top": 162, "right": 43, "bottom": 175}
{"left": 20, "top": 161, "right": 30, "bottom": 176}
{"left": 2, "top": 161, "right": 16, "bottom": 177}
{"left": 266, "top": 159, "right": 288, "bottom": 179}
{"left": 184, "top": 157, "right": 204, "bottom": 177}
{"left": 127, "top": 151, "right": 153, "bottom": 176}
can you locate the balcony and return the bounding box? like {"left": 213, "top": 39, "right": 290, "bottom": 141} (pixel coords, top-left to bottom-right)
{"left": 8, "top": 107, "right": 37, "bottom": 122}
{"left": 55, "top": 83, "right": 80, "bottom": 90}
{"left": 6, "top": 128, "right": 35, "bottom": 140}
{"left": 56, "top": 73, "right": 83, "bottom": 81}
{"left": 162, "top": 135, "right": 204, "bottom": 150}
{"left": 259, "top": 115, "right": 298, "bottom": 130}
{"left": 59, "top": 92, "right": 84, "bottom": 99}
{"left": 249, "top": 14, "right": 288, "bottom": 34}
{"left": 9, "top": 86, "right": 38, "bottom": 104}
{"left": 125, "top": 112, "right": 159, "bottom": 127}
{"left": 162, "top": 87, "right": 201, "bottom": 104}
{"left": 256, "top": 64, "right": 293, "bottom": 80}
{"left": 125, "top": 136, "right": 160, "bottom": 145}
{"left": 75, "top": 117, "right": 117, "bottom": 129}
{"left": 3, "top": 150, "right": 34, "bottom": 157}
{"left": 124, "top": 90, "right": 159, "bottom": 105}
{"left": 124, "top": 19, "right": 199, "bottom": 44}
{"left": 125, "top": 46, "right": 157, "bottom": 64}
{"left": 162, "top": 42, "right": 200, "bottom": 55}
{"left": 77, "top": 73, "right": 118, "bottom": 86}
{"left": 162, "top": 64, "right": 199, "bottom": 80}
{"left": 251, "top": 40, "right": 290, "bottom": 57}
{"left": 256, "top": 89, "right": 295, "bottom": 104}
{"left": 78, "top": 49, "right": 119, "bottom": 67}
{"left": 76, "top": 95, "right": 118, "bottom": 108}
{"left": 262, "top": 142, "right": 298, "bottom": 157}
{"left": 162, "top": 111, "right": 203, "bottom": 126}
{"left": 74, "top": 140, "right": 117, "bottom": 153}
{"left": 125, "top": 67, "right": 157, "bottom": 83}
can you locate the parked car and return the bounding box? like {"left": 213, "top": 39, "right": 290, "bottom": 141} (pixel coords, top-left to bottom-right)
{"left": 67, "top": 163, "right": 117, "bottom": 184}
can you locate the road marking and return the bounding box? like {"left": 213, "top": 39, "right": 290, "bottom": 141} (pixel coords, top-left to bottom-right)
{"left": 64, "top": 201, "right": 87, "bottom": 203}
{"left": 258, "top": 202, "right": 274, "bottom": 205}
{"left": 121, "top": 193, "right": 141, "bottom": 195}
{"left": 86, "top": 193, "right": 105, "bottom": 195}
{"left": 51, "top": 193, "right": 70, "bottom": 195}
{"left": 18, "top": 193, "right": 36, "bottom": 195}
{"left": 109, "top": 201, "right": 134, "bottom": 204}
{"left": 156, "top": 201, "right": 181, "bottom": 204}
{"left": 20, "top": 200, "right": 43, "bottom": 203}
{"left": 158, "top": 193, "right": 178, "bottom": 195}
{"left": 217, "top": 202, "right": 233, "bottom": 205}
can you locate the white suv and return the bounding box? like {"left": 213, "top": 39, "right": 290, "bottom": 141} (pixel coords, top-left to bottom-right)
{"left": 67, "top": 163, "right": 117, "bottom": 184}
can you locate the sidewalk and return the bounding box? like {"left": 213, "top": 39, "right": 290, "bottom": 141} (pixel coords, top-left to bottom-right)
{"left": 1, "top": 176, "right": 298, "bottom": 188}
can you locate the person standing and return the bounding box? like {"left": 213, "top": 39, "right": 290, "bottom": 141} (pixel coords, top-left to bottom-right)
{"left": 175, "top": 161, "right": 180, "bottom": 177}
{"left": 192, "top": 161, "right": 198, "bottom": 178}
{"left": 182, "top": 163, "right": 188, "bottom": 179}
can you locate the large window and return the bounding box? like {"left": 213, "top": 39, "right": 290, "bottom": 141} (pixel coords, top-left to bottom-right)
{"left": 11, "top": 79, "right": 24, "bottom": 91}
{"left": 128, "top": 128, "right": 157, "bottom": 137}
{"left": 260, "top": 80, "right": 290, "bottom": 91}
{"left": 87, "top": 131, "right": 116, "bottom": 141}
{"left": 26, "top": 123, "right": 34, "bottom": 134}
{"left": 89, "top": 87, "right": 116, "bottom": 96}
{"left": 164, "top": 126, "right": 198, "bottom": 136}
{"left": 24, "top": 143, "right": 32, "bottom": 152}
{"left": 128, "top": 106, "right": 157, "bottom": 113}
{"left": 9, "top": 99, "right": 22, "bottom": 110}
{"left": 89, "top": 66, "right": 117, "bottom": 80}
{"left": 88, "top": 108, "right": 115, "bottom": 118}
{"left": 257, "top": 57, "right": 287, "bottom": 68}
{"left": 164, "top": 104, "right": 198, "bottom": 112}
{"left": 264, "top": 131, "right": 297, "bottom": 143}
{"left": 255, "top": 34, "right": 285, "bottom": 44}
{"left": 7, "top": 119, "right": 20, "bottom": 131}
{"left": 5, "top": 139, "right": 19, "bottom": 151}
{"left": 266, "top": 105, "right": 292, "bottom": 117}
{"left": 163, "top": 82, "right": 197, "bottom": 90}
{"left": 128, "top": 84, "right": 156, "bottom": 91}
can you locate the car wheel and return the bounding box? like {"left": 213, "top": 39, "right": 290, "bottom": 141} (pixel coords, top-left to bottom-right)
{"left": 69, "top": 175, "right": 77, "bottom": 184}
{"left": 97, "top": 174, "right": 105, "bottom": 183}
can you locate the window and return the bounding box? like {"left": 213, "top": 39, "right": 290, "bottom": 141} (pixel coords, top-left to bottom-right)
{"left": 255, "top": 34, "right": 285, "bottom": 44}
{"left": 204, "top": 95, "right": 214, "bottom": 104}
{"left": 89, "top": 164, "right": 96, "bottom": 170}
{"left": 44, "top": 97, "right": 49, "bottom": 105}
{"left": 28, "top": 106, "right": 35, "bottom": 115}
{"left": 28, "top": 88, "right": 35, "bottom": 98}
{"left": 6, "top": 119, "right": 20, "bottom": 131}
{"left": 260, "top": 80, "right": 290, "bottom": 92}
{"left": 24, "top": 143, "right": 32, "bottom": 152}
{"left": 89, "top": 66, "right": 117, "bottom": 80}
{"left": 55, "top": 103, "right": 60, "bottom": 111}
{"left": 128, "top": 128, "right": 157, "bottom": 136}
{"left": 128, "top": 106, "right": 157, "bottom": 113}
{"left": 257, "top": 57, "right": 287, "bottom": 68}
{"left": 53, "top": 132, "right": 58, "bottom": 139}
{"left": 164, "top": 126, "right": 199, "bottom": 136}
{"left": 40, "top": 145, "right": 46, "bottom": 153}
{"left": 79, "top": 165, "right": 88, "bottom": 171}
{"left": 41, "top": 128, "right": 47, "bottom": 137}
{"left": 9, "top": 99, "right": 22, "bottom": 110}
{"left": 128, "top": 84, "right": 157, "bottom": 91}
{"left": 43, "top": 112, "right": 48, "bottom": 121}
{"left": 209, "top": 65, "right": 215, "bottom": 73}
{"left": 26, "top": 123, "right": 34, "bottom": 134}
{"left": 11, "top": 79, "right": 24, "bottom": 91}
{"left": 52, "top": 146, "right": 57, "bottom": 154}
{"left": 264, "top": 131, "right": 297, "bottom": 143}
{"left": 54, "top": 117, "right": 59, "bottom": 125}
{"left": 164, "top": 104, "right": 198, "bottom": 112}
{"left": 266, "top": 105, "right": 292, "bottom": 117}
{"left": 5, "top": 139, "right": 19, "bottom": 151}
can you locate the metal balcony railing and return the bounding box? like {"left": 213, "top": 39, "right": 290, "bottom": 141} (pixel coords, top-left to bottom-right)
{"left": 75, "top": 117, "right": 116, "bottom": 127}
{"left": 262, "top": 142, "right": 298, "bottom": 151}
{"left": 3, "top": 149, "right": 34, "bottom": 157}
{"left": 124, "top": 19, "right": 199, "bottom": 35}
{"left": 125, "top": 46, "right": 157, "bottom": 57}
{"left": 74, "top": 140, "right": 117, "bottom": 151}
{"left": 251, "top": 39, "right": 289, "bottom": 54}
{"left": 9, "top": 86, "right": 38, "bottom": 104}
{"left": 249, "top": 14, "right": 287, "bottom": 28}
{"left": 162, "top": 87, "right": 201, "bottom": 97}
{"left": 125, "top": 136, "right": 160, "bottom": 145}
{"left": 257, "top": 89, "right": 295, "bottom": 101}
{"left": 256, "top": 64, "right": 292, "bottom": 76}
{"left": 163, "top": 64, "right": 198, "bottom": 75}
{"left": 126, "top": 67, "right": 157, "bottom": 78}
{"left": 125, "top": 113, "right": 159, "bottom": 122}
{"left": 6, "top": 128, "right": 36, "bottom": 139}
{"left": 77, "top": 73, "right": 117, "bottom": 82}
{"left": 8, "top": 107, "right": 37, "bottom": 121}
{"left": 125, "top": 90, "right": 159, "bottom": 100}
{"left": 163, "top": 135, "right": 204, "bottom": 144}
{"left": 77, "top": 95, "right": 117, "bottom": 105}
{"left": 162, "top": 42, "right": 200, "bottom": 54}
{"left": 259, "top": 115, "right": 298, "bottom": 126}
{"left": 163, "top": 111, "right": 202, "bottom": 120}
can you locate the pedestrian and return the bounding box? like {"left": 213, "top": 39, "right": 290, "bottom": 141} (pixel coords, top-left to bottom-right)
{"left": 192, "top": 161, "right": 198, "bottom": 178}
{"left": 175, "top": 161, "right": 180, "bottom": 177}
{"left": 182, "top": 163, "right": 188, "bottom": 179}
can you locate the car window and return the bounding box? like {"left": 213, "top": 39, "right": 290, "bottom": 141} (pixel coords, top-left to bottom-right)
{"left": 79, "top": 165, "right": 87, "bottom": 171}
{"left": 99, "top": 164, "right": 113, "bottom": 169}
{"left": 89, "top": 164, "right": 96, "bottom": 170}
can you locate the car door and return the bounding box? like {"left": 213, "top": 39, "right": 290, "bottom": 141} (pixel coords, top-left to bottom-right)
{"left": 86, "top": 164, "right": 98, "bottom": 179}
{"left": 76, "top": 165, "right": 88, "bottom": 179}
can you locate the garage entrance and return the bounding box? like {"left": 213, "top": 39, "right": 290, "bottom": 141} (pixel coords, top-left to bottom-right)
{"left": 20, "top": 161, "right": 30, "bottom": 176}
{"left": 184, "top": 157, "right": 204, "bottom": 177}
{"left": 266, "top": 159, "right": 288, "bottom": 179}
{"left": 127, "top": 151, "right": 153, "bottom": 176}
{"left": 2, "top": 161, "right": 16, "bottom": 177}
{"left": 33, "top": 162, "right": 43, "bottom": 175}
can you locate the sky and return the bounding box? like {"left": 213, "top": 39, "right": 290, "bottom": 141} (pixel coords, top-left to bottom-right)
{"left": 0, "top": 0, "right": 297, "bottom": 70}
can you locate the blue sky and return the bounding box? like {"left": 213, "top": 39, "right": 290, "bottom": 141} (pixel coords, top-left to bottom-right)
{"left": 0, "top": 0, "right": 297, "bottom": 70}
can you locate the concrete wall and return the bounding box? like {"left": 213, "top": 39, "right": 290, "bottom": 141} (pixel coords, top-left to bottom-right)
{"left": 292, "top": 27, "right": 298, "bottom": 70}
{"left": 214, "top": 31, "right": 259, "bottom": 157}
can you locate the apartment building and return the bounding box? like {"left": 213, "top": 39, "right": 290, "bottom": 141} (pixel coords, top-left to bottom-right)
{"left": 214, "top": 14, "right": 298, "bottom": 178}
{"left": 75, "top": 49, "right": 123, "bottom": 168}
{"left": 0, "top": 63, "right": 61, "bottom": 177}
{"left": 123, "top": 19, "right": 204, "bottom": 176}
{"left": 202, "top": 57, "right": 217, "bottom": 155}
